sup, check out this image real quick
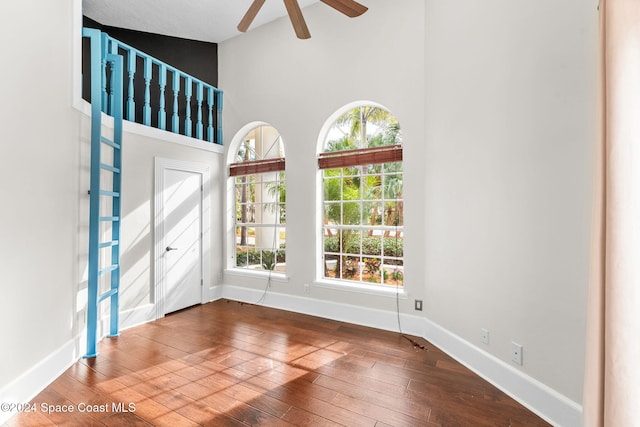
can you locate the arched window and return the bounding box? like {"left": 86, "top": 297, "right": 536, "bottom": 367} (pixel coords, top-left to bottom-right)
{"left": 319, "top": 105, "right": 403, "bottom": 287}
{"left": 230, "top": 125, "right": 285, "bottom": 273}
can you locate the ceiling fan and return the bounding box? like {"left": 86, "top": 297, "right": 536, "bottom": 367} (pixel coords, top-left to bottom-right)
{"left": 238, "top": 0, "right": 368, "bottom": 39}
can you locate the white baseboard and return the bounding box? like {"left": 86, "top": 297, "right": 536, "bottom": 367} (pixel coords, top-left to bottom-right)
{"left": 119, "top": 303, "right": 157, "bottom": 331}
{"left": 0, "top": 336, "right": 82, "bottom": 425}
{"left": 220, "top": 285, "right": 582, "bottom": 427}
{"left": 220, "top": 284, "right": 425, "bottom": 336}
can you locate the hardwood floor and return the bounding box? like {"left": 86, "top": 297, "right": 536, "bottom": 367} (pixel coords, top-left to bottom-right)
{"left": 4, "top": 300, "right": 550, "bottom": 426}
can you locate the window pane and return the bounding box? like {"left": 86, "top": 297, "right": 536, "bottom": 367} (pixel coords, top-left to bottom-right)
{"left": 363, "top": 257, "right": 382, "bottom": 284}
{"left": 342, "top": 202, "right": 361, "bottom": 225}
{"left": 384, "top": 162, "right": 403, "bottom": 173}
{"left": 341, "top": 255, "right": 360, "bottom": 280}
{"left": 324, "top": 202, "right": 339, "bottom": 226}
{"left": 342, "top": 229, "right": 361, "bottom": 254}
{"left": 236, "top": 249, "right": 248, "bottom": 267}
{"left": 383, "top": 236, "right": 403, "bottom": 258}
{"left": 277, "top": 202, "right": 286, "bottom": 224}
{"left": 384, "top": 177, "right": 402, "bottom": 199}
{"left": 364, "top": 202, "right": 383, "bottom": 226}
{"left": 323, "top": 168, "right": 342, "bottom": 178}
{"left": 362, "top": 235, "right": 381, "bottom": 256}
{"left": 324, "top": 177, "right": 342, "bottom": 201}
{"left": 363, "top": 175, "right": 382, "bottom": 200}
{"left": 342, "top": 177, "right": 361, "bottom": 200}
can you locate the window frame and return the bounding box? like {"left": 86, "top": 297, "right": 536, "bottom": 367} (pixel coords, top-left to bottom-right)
{"left": 227, "top": 124, "right": 287, "bottom": 278}
{"left": 316, "top": 104, "right": 404, "bottom": 291}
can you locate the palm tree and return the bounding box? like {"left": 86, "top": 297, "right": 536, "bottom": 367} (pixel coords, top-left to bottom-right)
{"left": 335, "top": 106, "right": 396, "bottom": 148}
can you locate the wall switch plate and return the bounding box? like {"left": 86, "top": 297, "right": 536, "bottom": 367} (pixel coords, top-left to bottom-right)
{"left": 512, "top": 342, "right": 523, "bottom": 365}
{"left": 415, "top": 300, "right": 423, "bottom": 311}
{"left": 480, "top": 328, "right": 489, "bottom": 344}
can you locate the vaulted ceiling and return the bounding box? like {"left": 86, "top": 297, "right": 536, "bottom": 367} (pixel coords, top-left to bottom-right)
{"left": 82, "top": 0, "right": 322, "bottom": 43}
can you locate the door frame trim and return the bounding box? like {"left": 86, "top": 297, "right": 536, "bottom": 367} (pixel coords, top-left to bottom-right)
{"left": 154, "top": 157, "right": 211, "bottom": 318}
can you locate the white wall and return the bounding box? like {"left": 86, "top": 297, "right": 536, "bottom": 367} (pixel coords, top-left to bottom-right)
{"left": 0, "top": 0, "right": 82, "bottom": 395}
{"left": 219, "top": 0, "right": 598, "bottom": 420}
{"left": 423, "top": 0, "right": 598, "bottom": 404}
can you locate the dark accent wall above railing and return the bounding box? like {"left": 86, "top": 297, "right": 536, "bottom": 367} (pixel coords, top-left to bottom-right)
{"left": 82, "top": 18, "right": 222, "bottom": 145}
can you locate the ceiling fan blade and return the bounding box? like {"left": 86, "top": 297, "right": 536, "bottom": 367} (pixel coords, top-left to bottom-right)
{"left": 283, "top": 0, "right": 311, "bottom": 39}
{"left": 238, "top": 0, "right": 266, "bottom": 32}
{"left": 320, "top": 0, "right": 368, "bottom": 18}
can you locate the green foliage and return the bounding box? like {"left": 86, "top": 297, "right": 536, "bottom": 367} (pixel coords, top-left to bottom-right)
{"left": 342, "top": 256, "right": 359, "bottom": 278}
{"left": 236, "top": 249, "right": 285, "bottom": 268}
{"left": 391, "top": 269, "right": 403, "bottom": 281}
{"left": 324, "top": 236, "right": 403, "bottom": 257}
{"left": 261, "top": 251, "right": 275, "bottom": 270}
{"left": 363, "top": 257, "right": 381, "bottom": 274}
{"left": 382, "top": 238, "right": 403, "bottom": 258}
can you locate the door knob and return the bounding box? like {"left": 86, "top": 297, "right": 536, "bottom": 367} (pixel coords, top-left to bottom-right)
{"left": 166, "top": 246, "right": 178, "bottom": 252}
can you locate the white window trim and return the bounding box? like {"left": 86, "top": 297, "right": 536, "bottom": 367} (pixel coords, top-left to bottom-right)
{"left": 225, "top": 268, "right": 289, "bottom": 282}
{"left": 313, "top": 278, "right": 408, "bottom": 298}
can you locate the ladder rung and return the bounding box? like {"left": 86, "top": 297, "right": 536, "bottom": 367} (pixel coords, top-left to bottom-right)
{"left": 98, "top": 264, "right": 119, "bottom": 276}
{"left": 99, "top": 216, "right": 120, "bottom": 222}
{"left": 100, "top": 136, "right": 121, "bottom": 149}
{"left": 100, "top": 163, "right": 121, "bottom": 174}
{"left": 99, "top": 240, "right": 119, "bottom": 248}
{"left": 99, "top": 190, "right": 120, "bottom": 197}
{"left": 98, "top": 288, "right": 118, "bottom": 302}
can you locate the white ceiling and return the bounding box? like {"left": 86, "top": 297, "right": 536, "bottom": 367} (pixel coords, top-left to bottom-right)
{"left": 82, "top": 0, "right": 322, "bottom": 43}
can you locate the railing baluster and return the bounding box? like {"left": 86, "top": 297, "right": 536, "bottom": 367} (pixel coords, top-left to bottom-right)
{"left": 216, "top": 90, "right": 223, "bottom": 145}
{"left": 126, "top": 51, "right": 136, "bottom": 121}
{"left": 196, "top": 83, "right": 203, "bottom": 140}
{"left": 172, "top": 71, "right": 180, "bottom": 133}
{"left": 185, "top": 77, "right": 192, "bottom": 138}
{"left": 158, "top": 64, "right": 167, "bottom": 131}
{"left": 207, "top": 87, "right": 214, "bottom": 143}
{"left": 143, "top": 57, "right": 152, "bottom": 126}
{"left": 108, "top": 41, "right": 119, "bottom": 116}
{"left": 100, "top": 35, "right": 108, "bottom": 113}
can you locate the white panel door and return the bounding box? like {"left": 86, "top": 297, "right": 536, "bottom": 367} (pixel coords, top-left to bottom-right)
{"left": 163, "top": 168, "right": 202, "bottom": 314}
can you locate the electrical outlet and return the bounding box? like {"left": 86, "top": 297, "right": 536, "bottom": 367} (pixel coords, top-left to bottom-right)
{"left": 512, "top": 342, "right": 523, "bottom": 365}
{"left": 304, "top": 283, "right": 310, "bottom": 293}
{"left": 480, "top": 328, "right": 489, "bottom": 345}
{"left": 414, "top": 300, "right": 423, "bottom": 311}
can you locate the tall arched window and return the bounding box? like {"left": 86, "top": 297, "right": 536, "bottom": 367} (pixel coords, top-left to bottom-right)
{"left": 319, "top": 105, "right": 403, "bottom": 287}
{"left": 230, "top": 125, "right": 285, "bottom": 273}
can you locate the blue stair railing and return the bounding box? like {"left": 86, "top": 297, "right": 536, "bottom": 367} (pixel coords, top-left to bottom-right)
{"left": 93, "top": 29, "right": 223, "bottom": 145}
{"left": 83, "top": 28, "right": 124, "bottom": 358}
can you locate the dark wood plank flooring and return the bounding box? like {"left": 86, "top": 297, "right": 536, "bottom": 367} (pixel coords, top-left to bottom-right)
{"left": 4, "top": 299, "right": 550, "bottom": 426}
